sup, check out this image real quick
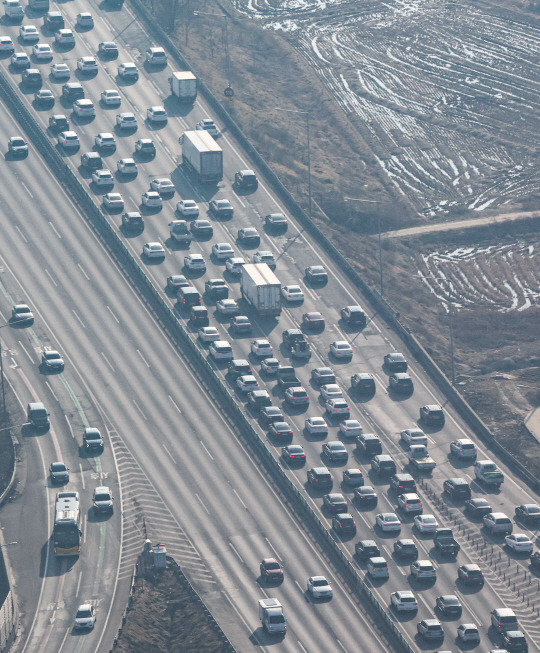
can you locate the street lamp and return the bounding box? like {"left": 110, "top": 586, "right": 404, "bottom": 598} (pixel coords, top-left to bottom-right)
{"left": 193, "top": 11, "right": 232, "bottom": 93}
{"left": 274, "top": 108, "right": 311, "bottom": 223}
{"left": 344, "top": 197, "right": 383, "bottom": 296}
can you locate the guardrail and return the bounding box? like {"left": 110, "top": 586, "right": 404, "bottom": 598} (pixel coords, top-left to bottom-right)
{"left": 111, "top": 565, "right": 138, "bottom": 651}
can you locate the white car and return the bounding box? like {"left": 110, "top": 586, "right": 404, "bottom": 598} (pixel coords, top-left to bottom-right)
{"left": 141, "top": 191, "right": 162, "bottom": 208}
{"left": 410, "top": 560, "right": 436, "bottom": 580}
{"left": 116, "top": 113, "right": 137, "bottom": 129}
{"left": 146, "top": 46, "right": 167, "bottom": 64}
{"left": 330, "top": 340, "right": 353, "bottom": 358}
{"left": 212, "top": 243, "right": 234, "bottom": 260}
{"left": 57, "top": 131, "right": 79, "bottom": 148}
{"left": 253, "top": 250, "right": 276, "bottom": 269}
{"left": 457, "top": 624, "right": 480, "bottom": 643}
{"left": 32, "top": 43, "right": 53, "bottom": 59}
{"left": 414, "top": 514, "right": 439, "bottom": 533}
{"left": 225, "top": 257, "right": 245, "bottom": 275}
{"left": 150, "top": 178, "right": 175, "bottom": 195}
{"left": 19, "top": 26, "right": 39, "bottom": 42}
{"left": 339, "top": 420, "right": 363, "bottom": 438}
{"left": 102, "top": 193, "right": 124, "bottom": 210}
{"left": 281, "top": 285, "right": 304, "bottom": 302}
{"left": 76, "top": 12, "right": 93, "bottom": 28}
{"left": 41, "top": 350, "right": 64, "bottom": 370}
{"left": 117, "top": 62, "right": 139, "bottom": 79}
{"left": 391, "top": 591, "right": 418, "bottom": 612}
{"left": 304, "top": 416, "right": 328, "bottom": 436}
{"left": 505, "top": 533, "right": 533, "bottom": 553}
{"left": 397, "top": 493, "right": 423, "bottom": 514}
{"left": 72, "top": 99, "right": 95, "bottom": 118}
{"left": 250, "top": 339, "right": 272, "bottom": 357}
{"left": 376, "top": 512, "right": 401, "bottom": 532}
{"left": 183, "top": 254, "right": 206, "bottom": 272}
{"left": 117, "top": 158, "right": 137, "bottom": 175}
{"left": 400, "top": 428, "right": 428, "bottom": 448}
{"left": 237, "top": 375, "right": 259, "bottom": 393}
{"left": 142, "top": 242, "right": 165, "bottom": 259}
{"left": 198, "top": 326, "right": 220, "bottom": 343}
{"left": 92, "top": 169, "right": 114, "bottom": 186}
{"left": 209, "top": 340, "right": 233, "bottom": 360}
{"left": 55, "top": 29, "right": 75, "bottom": 45}
{"left": 216, "top": 299, "right": 239, "bottom": 316}
{"left": 319, "top": 384, "right": 342, "bottom": 401}
{"left": 176, "top": 200, "right": 199, "bottom": 217}
{"left": 11, "top": 52, "right": 30, "bottom": 68}
{"left": 0, "top": 37, "right": 14, "bottom": 53}
{"left": 307, "top": 576, "right": 332, "bottom": 599}
{"left": 261, "top": 358, "right": 279, "bottom": 374}
{"left": 449, "top": 438, "right": 477, "bottom": 459}
{"left": 77, "top": 57, "right": 98, "bottom": 73}
{"left": 325, "top": 398, "right": 350, "bottom": 417}
{"left": 50, "top": 63, "right": 70, "bottom": 80}
{"left": 196, "top": 118, "right": 218, "bottom": 136}
{"left": 94, "top": 133, "right": 116, "bottom": 149}
{"left": 101, "top": 89, "right": 121, "bottom": 105}
{"left": 74, "top": 604, "right": 95, "bottom": 630}
{"left": 147, "top": 106, "right": 167, "bottom": 123}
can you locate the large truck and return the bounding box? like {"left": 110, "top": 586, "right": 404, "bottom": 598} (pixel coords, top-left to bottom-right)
{"left": 259, "top": 598, "right": 286, "bottom": 635}
{"left": 241, "top": 263, "right": 281, "bottom": 317}
{"left": 474, "top": 460, "right": 504, "bottom": 489}
{"left": 53, "top": 491, "right": 81, "bottom": 556}
{"left": 169, "top": 71, "right": 197, "bottom": 103}
{"left": 180, "top": 130, "right": 223, "bottom": 183}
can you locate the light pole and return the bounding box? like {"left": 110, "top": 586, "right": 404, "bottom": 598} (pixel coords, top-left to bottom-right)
{"left": 275, "top": 108, "right": 311, "bottom": 223}
{"left": 193, "top": 11, "right": 232, "bottom": 94}
{"left": 344, "top": 197, "right": 383, "bottom": 296}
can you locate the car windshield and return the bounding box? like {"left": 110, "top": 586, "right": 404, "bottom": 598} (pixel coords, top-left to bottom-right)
{"left": 313, "top": 579, "right": 327, "bottom": 587}
{"left": 51, "top": 463, "right": 66, "bottom": 471}
{"left": 76, "top": 609, "right": 92, "bottom": 619}
{"left": 95, "top": 492, "right": 110, "bottom": 501}
{"left": 266, "top": 562, "right": 280, "bottom": 570}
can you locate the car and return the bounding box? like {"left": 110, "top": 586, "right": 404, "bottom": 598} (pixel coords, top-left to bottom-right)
{"left": 324, "top": 398, "right": 349, "bottom": 417}
{"left": 49, "top": 461, "right": 69, "bottom": 483}
{"left": 198, "top": 326, "right": 220, "bottom": 343}
{"left": 81, "top": 152, "right": 102, "bottom": 173}
{"left": 77, "top": 57, "right": 98, "bottom": 74}
{"left": 183, "top": 254, "right": 206, "bottom": 272}
{"left": 393, "top": 539, "right": 418, "bottom": 559}
{"left": 340, "top": 305, "right": 366, "bottom": 327}
{"left": 11, "top": 304, "right": 33, "bottom": 323}
{"left": 102, "top": 193, "right": 124, "bottom": 210}
{"left": 247, "top": 390, "right": 271, "bottom": 411}
{"left": 397, "top": 493, "right": 423, "bottom": 514}
{"left": 281, "top": 444, "right": 306, "bottom": 462}
{"left": 410, "top": 560, "right": 436, "bottom": 580}
{"left": 0, "top": 36, "right": 14, "bottom": 54}
{"left": 231, "top": 315, "right": 252, "bottom": 334}
{"left": 505, "top": 533, "right": 533, "bottom": 553}
{"left": 457, "top": 624, "right": 480, "bottom": 643}
{"left": 323, "top": 493, "right": 347, "bottom": 513}
{"left": 331, "top": 513, "right": 355, "bottom": 536}
{"left": 356, "top": 433, "right": 383, "bottom": 458}
{"left": 391, "top": 591, "right": 418, "bottom": 612}
{"left": 34, "top": 89, "right": 54, "bottom": 107}
{"left": 322, "top": 441, "right": 348, "bottom": 462}
{"left": 76, "top": 12, "right": 94, "bottom": 28}
{"left": 330, "top": 341, "right": 353, "bottom": 358}
{"left": 237, "top": 227, "right": 260, "bottom": 246}
{"left": 62, "top": 83, "right": 84, "bottom": 103}
{"left": 304, "top": 265, "right": 328, "bottom": 283}
{"left": 116, "top": 113, "right": 137, "bottom": 129}
{"left": 384, "top": 352, "right": 408, "bottom": 372}
{"left": 190, "top": 219, "right": 213, "bottom": 237}
{"left": 302, "top": 311, "right": 325, "bottom": 330}
{"left": 260, "top": 558, "right": 283, "bottom": 582}
{"left": 307, "top": 576, "right": 332, "bottom": 599}
{"left": 93, "top": 486, "right": 113, "bottom": 513}
{"left": 190, "top": 306, "right": 209, "bottom": 326}
{"left": 50, "top": 63, "right": 70, "bottom": 80}
{"left": 457, "top": 563, "right": 484, "bottom": 585}
{"left": 304, "top": 416, "right": 328, "bottom": 436}
{"left": 225, "top": 257, "right": 245, "bottom": 275}
{"left": 268, "top": 421, "right": 293, "bottom": 440}
{"left": 209, "top": 199, "right": 234, "bottom": 219}
{"left": 21, "top": 68, "right": 42, "bottom": 86}
{"left": 354, "top": 485, "right": 378, "bottom": 506}
{"left": 146, "top": 46, "right": 167, "bottom": 64}
{"left": 48, "top": 115, "right": 69, "bottom": 132}
{"left": 147, "top": 106, "right": 168, "bottom": 123}
{"left": 73, "top": 99, "right": 95, "bottom": 118}
{"left": 10, "top": 52, "right": 30, "bottom": 69}
{"left": 215, "top": 299, "right": 238, "bottom": 316}
{"left": 281, "top": 285, "right": 304, "bottom": 302}
{"left": 417, "top": 619, "right": 443, "bottom": 640}
{"left": 464, "top": 497, "right": 492, "bottom": 517}
{"left": 55, "top": 29, "right": 75, "bottom": 45}
{"left": 142, "top": 242, "right": 165, "bottom": 259}
{"left": 500, "top": 630, "right": 528, "bottom": 652}
{"left": 101, "top": 89, "right": 121, "bottom": 106}
{"left": 389, "top": 373, "right": 413, "bottom": 393}
{"left": 83, "top": 427, "right": 104, "bottom": 451}
{"left": 443, "top": 477, "right": 471, "bottom": 501}
{"left": 371, "top": 454, "right": 397, "bottom": 476}
{"left": 209, "top": 340, "right": 233, "bottom": 361}
{"left": 515, "top": 503, "right": 540, "bottom": 525}
{"left": 92, "top": 169, "right": 114, "bottom": 187}
{"left": 449, "top": 438, "right": 477, "bottom": 459}
{"left": 212, "top": 242, "right": 235, "bottom": 260}
{"left": 196, "top": 118, "right": 218, "bottom": 136}
{"left": 176, "top": 199, "right": 199, "bottom": 217}
{"left": 285, "top": 386, "right": 309, "bottom": 406}
{"left": 135, "top": 139, "right": 155, "bottom": 157}
{"left": 205, "top": 279, "right": 228, "bottom": 300}
{"left": 483, "top": 512, "right": 513, "bottom": 535}
{"left": 311, "top": 368, "right": 335, "bottom": 386}
{"left": 398, "top": 428, "right": 426, "bottom": 448}
{"left": 261, "top": 406, "right": 284, "bottom": 423}
{"left": 339, "top": 420, "right": 363, "bottom": 438}
{"left": 94, "top": 133, "right": 116, "bottom": 150}
{"left": 265, "top": 213, "right": 288, "bottom": 229}
{"left": 141, "top": 191, "right": 162, "bottom": 208}
{"left": 348, "top": 374, "right": 374, "bottom": 396}
{"left": 390, "top": 473, "right": 416, "bottom": 494}
{"left": 44, "top": 12, "right": 64, "bottom": 30}
{"left": 19, "top": 25, "right": 39, "bottom": 42}
{"left": 260, "top": 358, "right": 279, "bottom": 375}
{"left": 32, "top": 43, "right": 53, "bottom": 60}
{"left": 234, "top": 169, "right": 258, "bottom": 189}
{"left": 355, "top": 540, "right": 380, "bottom": 561}
{"left": 118, "top": 62, "right": 139, "bottom": 80}
{"left": 117, "top": 158, "right": 137, "bottom": 176}
{"left": 342, "top": 468, "right": 364, "bottom": 487}
{"left": 252, "top": 251, "right": 276, "bottom": 270}
{"left": 367, "top": 557, "right": 388, "bottom": 578}
{"left": 282, "top": 329, "right": 306, "bottom": 350}
{"left": 375, "top": 512, "right": 401, "bottom": 532}
{"left": 531, "top": 551, "right": 540, "bottom": 570}
{"left": 237, "top": 375, "right": 259, "bottom": 393}
{"left": 74, "top": 604, "right": 96, "bottom": 629}
{"left": 250, "top": 339, "right": 273, "bottom": 357}
{"left": 98, "top": 42, "right": 119, "bottom": 58}
{"left": 420, "top": 404, "right": 445, "bottom": 425}
{"left": 319, "top": 384, "right": 342, "bottom": 401}
{"left": 57, "top": 131, "right": 80, "bottom": 149}
{"left": 169, "top": 218, "right": 192, "bottom": 243}
{"left": 414, "top": 514, "right": 439, "bottom": 533}
{"left": 436, "top": 595, "right": 462, "bottom": 617}
{"left": 307, "top": 467, "right": 333, "bottom": 490}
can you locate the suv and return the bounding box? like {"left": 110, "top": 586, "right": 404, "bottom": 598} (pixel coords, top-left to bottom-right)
{"left": 355, "top": 540, "right": 380, "bottom": 561}
{"left": 122, "top": 212, "right": 144, "bottom": 231}
{"left": 417, "top": 619, "right": 443, "bottom": 640}
{"left": 228, "top": 359, "right": 252, "bottom": 379}
{"left": 483, "top": 512, "right": 513, "bottom": 535}
{"left": 189, "top": 306, "right": 209, "bottom": 326}
{"left": 443, "top": 477, "right": 471, "bottom": 501}
{"left": 81, "top": 151, "right": 102, "bottom": 171}
{"left": 282, "top": 329, "right": 306, "bottom": 350}
{"left": 389, "top": 373, "right": 413, "bottom": 393}
{"left": 351, "top": 373, "right": 376, "bottom": 393}
{"left": 356, "top": 433, "right": 382, "bottom": 457}
{"left": 397, "top": 493, "right": 423, "bottom": 514}
{"left": 371, "top": 455, "right": 396, "bottom": 476}
{"left": 384, "top": 352, "right": 408, "bottom": 372}
{"left": 234, "top": 169, "right": 258, "bottom": 189}
{"left": 22, "top": 68, "right": 42, "bottom": 86}
{"left": 205, "top": 279, "right": 228, "bottom": 300}
{"left": 83, "top": 427, "right": 104, "bottom": 452}
{"left": 420, "top": 404, "right": 445, "bottom": 426}
{"left": 48, "top": 114, "right": 69, "bottom": 132}
{"left": 340, "top": 305, "right": 366, "bottom": 327}
{"left": 45, "top": 11, "right": 65, "bottom": 30}
{"left": 62, "top": 82, "right": 84, "bottom": 102}
{"left": 177, "top": 286, "right": 201, "bottom": 308}
{"left": 390, "top": 473, "right": 417, "bottom": 496}
{"left": 93, "top": 486, "right": 113, "bottom": 513}
{"left": 307, "top": 467, "right": 333, "bottom": 490}
{"left": 393, "top": 539, "right": 418, "bottom": 559}
{"left": 491, "top": 608, "right": 518, "bottom": 633}
{"left": 500, "top": 630, "right": 528, "bottom": 652}
{"left": 458, "top": 563, "right": 484, "bottom": 585}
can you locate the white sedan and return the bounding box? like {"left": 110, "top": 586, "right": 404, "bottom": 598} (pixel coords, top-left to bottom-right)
{"left": 142, "top": 242, "right": 165, "bottom": 259}
{"left": 250, "top": 339, "right": 272, "bottom": 357}
{"left": 400, "top": 428, "right": 428, "bottom": 447}
{"left": 307, "top": 576, "right": 332, "bottom": 599}
{"left": 102, "top": 193, "right": 124, "bottom": 210}
{"left": 339, "top": 420, "right": 363, "bottom": 438}
{"left": 50, "top": 63, "right": 70, "bottom": 80}
{"left": 281, "top": 285, "right": 304, "bottom": 302}
{"left": 216, "top": 299, "right": 239, "bottom": 316}
{"left": 183, "top": 254, "right": 206, "bottom": 272}
{"left": 505, "top": 533, "right": 533, "bottom": 553}
{"left": 20, "top": 25, "right": 40, "bottom": 42}
{"left": 212, "top": 243, "right": 234, "bottom": 260}
{"left": 237, "top": 375, "right": 259, "bottom": 393}
{"left": 101, "top": 89, "right": 121, "bottom": 105}
{"left": 33, "top": 43, "right": 53, "bottom": 59}
{"left": 198, "top": 327, "right": 220, "bottom": 343}
{"left": 196, "top": 118, "right": 218, "bottom": 136}
{"left": 376, "top": 513, "right": 401, "bottom": 532}
{"left": 414, "top": 514, "right": 439, "bottom": 533}
{"left": 141, "top": 191, "right": 162, "bottom": 208}
{"left": 304, "top": 417, "right": 328, "bottom": 436}
{"left": 176, "top": 200, "right": 199, "bottom": 217}
{"left": 150, "top": 178, "right": 175, "bottom": 195}
{"left": 320, "top": 384, "right": 342, "bottom": 401}
{"left": 330, "top": 341, "right": 353, "bottom": 358}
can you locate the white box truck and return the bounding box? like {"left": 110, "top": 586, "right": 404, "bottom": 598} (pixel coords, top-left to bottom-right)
{"left": 241, "top": 264, "right": 281, "bottom": 317}
{"left": 180, "top": 131, "right": 223, "bottom": 183}
{"left": 259, "top": 598, "right": 286, "bottom": 635}
{"left": 169, "top": 71, "right": 197, "bottom": 103}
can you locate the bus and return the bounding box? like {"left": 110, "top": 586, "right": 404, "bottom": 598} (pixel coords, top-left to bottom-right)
{"left": 53, "top": 491, "right": 81, "bottom": 556}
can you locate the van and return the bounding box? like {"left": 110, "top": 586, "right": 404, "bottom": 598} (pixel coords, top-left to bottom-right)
{"left": 22, "top": 68, "right": 42, "bottom": 86}
{"left": 177, "top": 286, "right": 201, "bottom": 308}
{"left": 27, "top": 402, "right": 50, "bottom": 429}
{"left": 81, "top": 151, "right": 102, "bottom": 171}
{"left": 490, "top": 608, "right": 518, "bottom": 633}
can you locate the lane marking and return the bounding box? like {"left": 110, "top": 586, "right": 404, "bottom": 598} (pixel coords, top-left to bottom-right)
{"left": 106, "top": 306, "right": 119, "bottom": 323}
{"left": 44, "top": 269, "right": 57, "bottom": 287}
{"left": 137, "top": 349, "right": 150, "bottom": 367}
{"left": 48, "top": 221, "right": 62, "bottom": 239}
{"left": 21, "top": 182, "right": 33, "bottom": 198}
{"left": 233, "top": 488, "right": 247, "bottom": 510}
{"left": 100, "top": 352, "right": 115, "bottom": 373}
{"left": 132, "top": 400, "right": 147, "bottom": 420}
{"left": 168, "top": 395, "right": 182, "bottom": 413}
{"left": 79, "top": 463, "right": 84, "bottom": 489}
{"left": 162, "top": 443, "right": 176, "bottom": 464}
{"left": 200, "top": 441, "right": 214, "bottom": 461}
{"left": 195, "top": 493, "right": 210, "bottom": 515}
{"left": 45, "top": 380, "right": 58, "bottom": 402}
{"left": 228, "top": 542, "right": 243, "bottom": 563}
{"left": 71, "top": 309, "right": 85, "bottom": 329}
{"left": 18, "top": 340, "right": 33, "bottom": 363}
{"left": 15, "top": 225, "right": 28, "bottom": 243}
{"left": 77, "top": 263, "right": 90, "bottom": 281}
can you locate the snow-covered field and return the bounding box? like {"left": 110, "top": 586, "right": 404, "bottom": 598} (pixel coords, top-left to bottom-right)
{"left": 233, "top": 0, "right": 540, "bottom": 216}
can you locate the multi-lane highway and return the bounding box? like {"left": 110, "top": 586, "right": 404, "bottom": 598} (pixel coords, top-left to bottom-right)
{"left": 0, "top": 0, "right": 539, "bottom": 651}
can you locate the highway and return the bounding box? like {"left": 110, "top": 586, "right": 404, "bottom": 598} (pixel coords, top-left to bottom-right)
{"left": 0, "top": 0, "right": 539, "bottom": 651}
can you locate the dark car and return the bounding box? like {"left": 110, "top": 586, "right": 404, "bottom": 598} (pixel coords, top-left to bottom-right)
{"left": 22, "top": 68, "right": 42, "bottom": 86}
{"left": 209, "top": 199, "right": 233, "bottom": 219}
{"left": 384, "top": 352, "right": 408, "bottom": 372}
{"left": 190, "top": 219, "right": 213, "bottom": 237}
{"left": 464, "top": 498, "right": 492, "bottom": 518}
{"left": 281, "top": 444, "right": 306, "bottom": 463}
{"left": 500, "top": 630, "right": 528, "bottom": 652}
{"left": 389, "top": 373, "right": 413, "bottom": 393}
{"left": 332, "top": 513, "right": 356, "bottom": 535}
{"left": 83, "top": 427, "right": 104, "bottom": 452}
{"left": 443, "top": 477, "right": 471, "bottom": 501}
{"left": 311, "top": 367, "right": 335, "bottom": 386}
{"left": 305, "top": 266, "right": 328, "bottom": 284}
{"left": 390, "top": 473, "right": 417, "bottom": 496}
{"left": 260, "top": 558, "right": 283, "bottom": 582}
{"left": 237, "top": 227, "right": 260, "bottom": 246}
{"left": 234, "top": 169, "right": 258, "bottom": 190}
{"left": 231, "top": 315, "right": 252, "bottom": 334}
{"left": 49, "top": 461, "right": 69, "bottom": 484}
{"left": 190, "top": 305, "right": 209, "bottom": 326}
{"left": 302, "top": 311, "right": 325, "bottom": 330}
{"left": 322, "top": 493, "right": 348, "bottom": 513}
{"left": 166, "top": 275, "right": 188, "bottom": 292}
{"left": 351, "top": 373, "right": 376, "bottom": 393}
{"left": 530, "top": 551, "right": 540, "bottom": 571}
{"left": 122, "top": 211, "right": 144, "bottom": 231}
{"left": 45, "top": 11, "right": 65, "bottom": 30}
{"left": 48, "top": 114, "right": 69, "bottom": 132}
{"left": 98, "top": 41, "right": 119, "bottom": 58}
{"left": 458, "top": 564, "right": 484, "bottom": 585}
{"left": 247, "top": 390, "right": 271, "bottom": 411}
{"left": 356, "top": 432, "right": 382, "bottom": 457}
{"left": 62, "top": 82, "right": 84, "bottom": 102}
{"left": 177, "top": 286, "right": 202, "bottom": 308}
{"left": 371, "top": 454, "right": 396, "bottom": 476}
{"left": 515, "top": 503, "right": 540, "bottom": 525}
{"left": 261, "top": 406, "right": 284, "bottom": 423}
{"left": 265, "top": 213, "right": 288, "bottom": 230}
{"left": 282, "top": 329, "right": 305, "bottom": 350}
{"left": 134, "top": 138, "right": 156, "bottom": 157}
{"left": 353, "top": 485, "right": 377, "bottom": 507}
{"left": 307, "top": 467, "right": 333, "bottom": 490}
{"left": 355, "top": 539, "right": 380, "bottom": 561}
{"left": 228, "top": 359, "right": 252, "bottom": 379}
{"left": 435, "top": 595, "right": 462, "bottom": 617}
{"left": 269, "top": 421, "right": 293, "bottom": 441}
{"left": 393, "top": 538, "right": 418, "bottom": 559}
{"left": 34, "top": 89, "right": 54, "bottom": 107}
{"left": 340, "top": 305, "right": 366, "bottom": 328}
{"left": 420, "top": 404, "right": 445, "bottom": 426}
{"left": 205, "top": 278, "right": 228, "bottom": 300}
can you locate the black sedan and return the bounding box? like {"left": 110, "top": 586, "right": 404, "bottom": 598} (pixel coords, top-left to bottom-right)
{"left": 260, "top": 406, "right": 284, "bottom": 423}
{"left": 269, "top": 422, "right": 293, "bottom": 441}
{"left": 515, "top": 503, "right": 540, "bottom": 525}
{"left": 281, "top": 444, "right": 306, "bottom": 462}
{"left": 305, "top": 265, "right": 328, "bottom": 284}
{"left": 464, "top": 498, "right": 492, "bottom": 517}
{"left": 247, "top": 390, "right": 271, "bottom": 411}
{"left": 311, "top": 367, "right": 335, "bottom": 386}
{"left": 435, "top": 595, "right": 462, "bottom": 617}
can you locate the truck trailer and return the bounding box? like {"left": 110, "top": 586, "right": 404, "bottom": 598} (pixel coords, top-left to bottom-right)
{"left": 180, "top": 130, "right": 223, "bottom": 183}
{"left": 241, "top": 264, "right": 281, "bottom": 317}
{"left": 169, "top": 71, "right": 197, "bottom": 103}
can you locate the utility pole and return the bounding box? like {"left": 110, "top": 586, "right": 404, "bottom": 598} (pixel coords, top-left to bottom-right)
{"left": 193, "top": 10, "right": 234, "bottom": 100}
{"left": 344, "top": 197, "right": 383, "bottom": 296}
